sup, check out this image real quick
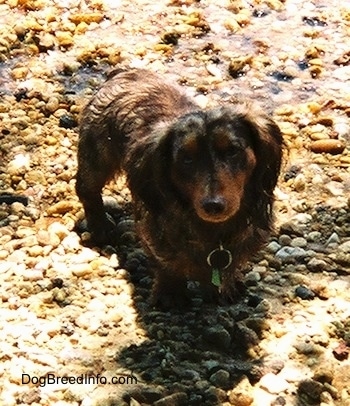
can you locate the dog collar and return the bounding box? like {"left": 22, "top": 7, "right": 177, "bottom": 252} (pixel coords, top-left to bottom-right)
{"left": 207, "top": 242, "right": 233, "bottom": 289}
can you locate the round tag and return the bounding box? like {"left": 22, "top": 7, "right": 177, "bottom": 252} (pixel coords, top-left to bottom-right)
{"left": 207, "top": 246, "right": 232, "bottom": 270}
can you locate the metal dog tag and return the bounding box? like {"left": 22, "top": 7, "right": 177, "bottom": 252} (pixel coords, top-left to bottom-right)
{"left": 207, "top": 244, "right": 233, "bottom": 289}
{"left": 207, "top": 244, "right": 232, "bottom": 270}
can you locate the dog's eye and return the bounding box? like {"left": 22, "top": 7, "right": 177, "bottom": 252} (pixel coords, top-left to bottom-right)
{"left": 181, "top": 155, "right": 194, "bottom": 165}
{"left": 225, "top": 146, "right": 241, "bottom": 158}
{"left": 178, "top": 152, "right": 194, "bottom": 166}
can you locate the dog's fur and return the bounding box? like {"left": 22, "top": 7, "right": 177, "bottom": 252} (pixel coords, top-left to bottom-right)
{"left": 76, "top": 68, "right": 283, "bottom": 307}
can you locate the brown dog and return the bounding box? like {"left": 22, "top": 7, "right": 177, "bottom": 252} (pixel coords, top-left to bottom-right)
{"left": 76, "top": 68, "right": 283, "bottom": 307}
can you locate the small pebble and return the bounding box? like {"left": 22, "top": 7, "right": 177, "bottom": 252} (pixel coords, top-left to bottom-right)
{"left": 271, "top": 396, "right": 286, "bottom": 406}
{"left": 307, "top": 231, "right": 322, "bottom": 242}
{"left": 59, "top": 114, "right": 78, "bottom": 129}
{"left": 228, "top": 375, "right": 253, "bottom": 406}
{"left": 71, "top": 263, "right": 93, "bottom": 277}
{"left": 295, "top": 285, "right": 315, "bottom": 300}
{"left": 209, "top": 369, "right": 230, "bottom": 388}
{"left": 338, "top": 240, "right": 350, "bottom": 253}
{"left": 307, "top": 258, "right": 328, "bottom": 272}
{"left": 326, "top": 232, "right": 340, "bottom": 246}
{"left": 278, "top": 235, "right": 292, "bottom": 246}
{"left": 291, "top": 237, "right": 308, "bottom": 248}
{"left": 203, "top": 327, "right": 231, "bottom": 350}
{"left": 297, "top": 379, "right": 324, "bottom": 403}
{"left": 266, "top": 241, "right": 281, "bottom": 253}
{"left": 275, "top": 246, "right": 307, "bottom": 262}
{"left": 310, "top": 139, "right": 345, "bottom": 154}
{"left": 259, "top": 373, "right": 289, "bottom": 394}
{"left": 23, "top": 269, "right": 44, "bottom": 281}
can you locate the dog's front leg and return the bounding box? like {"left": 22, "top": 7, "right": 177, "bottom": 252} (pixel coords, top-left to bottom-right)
{"left": 151, "top": 267, "right": 190, "bottom": 309}
{"left": 76, "top": 158, "right": 116, "bottom": 245}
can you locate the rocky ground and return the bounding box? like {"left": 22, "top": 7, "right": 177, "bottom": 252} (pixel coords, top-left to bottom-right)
{"left": 1, "top": 0, "right": 350, "bottom": 405}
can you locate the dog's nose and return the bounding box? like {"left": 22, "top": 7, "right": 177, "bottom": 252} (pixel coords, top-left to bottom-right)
{"left": 201, "top": 197, "right": 226, "bottom": 215}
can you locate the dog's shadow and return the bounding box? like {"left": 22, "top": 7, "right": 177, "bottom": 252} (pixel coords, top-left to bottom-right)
{"left": 76, "top": 198, "right": 275, "bottom": 406}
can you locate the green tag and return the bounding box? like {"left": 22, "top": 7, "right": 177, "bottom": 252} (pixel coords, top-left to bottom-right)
{"left": 211, "top": 268, "right": 221, "bottom": 287}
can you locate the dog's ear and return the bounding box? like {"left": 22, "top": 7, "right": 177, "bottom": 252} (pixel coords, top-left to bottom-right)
{"left": 125, "top": 128, "right": 173, "bottom": 213}
{"left": 237, "top": 103, "right": 283, "bottom": 225}
{"left": 248, "top": 114, "right": 283, "bottom": 195}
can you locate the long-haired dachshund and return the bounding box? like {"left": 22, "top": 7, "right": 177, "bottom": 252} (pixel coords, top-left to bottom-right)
{"left": 76, "top": 68, "right": 283, "bottom": 307}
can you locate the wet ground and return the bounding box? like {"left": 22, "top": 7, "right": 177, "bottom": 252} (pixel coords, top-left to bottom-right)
{"left": 1, "top": 1, "right": 350, "bottom": 405}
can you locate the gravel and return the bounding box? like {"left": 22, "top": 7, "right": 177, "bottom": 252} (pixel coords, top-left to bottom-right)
{"left": 1, "top": 0, "right": 350, "bottom": 405}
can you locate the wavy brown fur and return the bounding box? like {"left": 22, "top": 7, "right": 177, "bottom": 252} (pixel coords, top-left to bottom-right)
{"left": 76, "top": 68, "right": 283, "bottom": 307}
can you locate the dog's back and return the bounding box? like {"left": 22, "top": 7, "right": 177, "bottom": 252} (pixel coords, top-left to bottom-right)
{"left": 79, "top": 69, "right": 196, "bottom": 164}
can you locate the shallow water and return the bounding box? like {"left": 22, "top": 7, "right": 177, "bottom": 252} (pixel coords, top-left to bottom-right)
{"left": 1, "top": 0, "right": 350, "bottom": 110}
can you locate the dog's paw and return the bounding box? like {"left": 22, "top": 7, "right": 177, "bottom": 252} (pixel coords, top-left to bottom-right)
{"left": 91, "top": 214, "right": 117, "bottom": 244}
{"left": 151, "top": 278, "right": 190, "bottom": 310}
{"left": 219, "top": 280, "right": 247, "bottom": 304}
{"left": 201, "top": 284, "right": 221, "bottom": 304}
{"left": 78, "top": 213, "right": 116, "bottom": 246}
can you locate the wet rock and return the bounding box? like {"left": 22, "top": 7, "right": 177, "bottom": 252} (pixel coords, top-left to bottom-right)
{"left": 279, "top": 214, "right": 312, "bottom": 235}
{"left": 70, "top": 263, "right": 93, "bottom": 277}
{"left": 228, "top": 375, "right": 254, "bottom": 406}
{"left": 295, "top": 285, "right": 315, "bottom": 300}
{"left": 275, "top": 246, "right": 307, "bottom": 263}
{"left": 332, "top": 364, "right": 350, "bottom": 394}
{"left": 325, "top": 181, "right": 345, "bottom": 196}
{"left": 307, "top": 231, "right": 322, "bottom": 242}
{"left": 46, "top": 200, "right": 76, "bottom": 215}
{"left": 161, "top": 31, "right": 180, "bottom": 45}
{"left": 294, "top": 341, "right": 323, "bottom": 356}
{"left": 338, "top": 241, "right": 350, "bottom": 253}
{"left": 245, "top": 270, "right": 261, "bottom": 285}
{"left": 69, "top": 12, "right": 105, "bottom": 24}
{"left": 25, "top": 170, "right": 47, "bottom": 185}
{"left": 313, "top": 366, "right": 334, "bottom": 384}
{"left": 290, "top": 237, "right": 307, "bottom": 248}
{"left": 203, "top": 326, "right": 231, "bottom": 350}
{"left": 59, "top": 114, "right": 78, "bottom": 129}
{"left": 0, "top": 194, "right": 28, "bottom": 205}
{"left": 272, "top": 71, "right": 294, "bottom": 82}
{"left": 278, "top": 234, "right": 292, "bottom": 246}
{"left": 228, "top": 56, "right": 253, "bottom": 78}
{"left": 302, "top": 16, "right": 328, "bottom": 27}
{"left": 332, "top": 341, "right": 350, "bottom": 361}
{"left": 36, "top": 32, "right": 56, "bottom": 52}
{"left": 326, "top": 232, "right": 340, "bottom": 246}
{"left": 329, "top": 252, "right": 350, "bottom": 268}
{"left": 271, "top": 397, "right": 286, "bottom": 406}
{"left": 310, "top": 139, "right": 345, "bottom": 154}
{"left": 46, "top": 96, "right": 60, "bottom": 113}
{"left": 252, "top": 8, "right": 270, "bottom": 18}
{"left": 18, "top": 389, "right": 41, "bottom": 404}
{"left": 307, "top": 257, "right": 328, "bottom": 272}
{"left": 297, "top": 379, "right": 324, "bottom": 403}
{"left": 209, "top": 369, "right": 230, "bottom": 388}
{"left": 266, "top": 241, "right": 281, "bottom": 253}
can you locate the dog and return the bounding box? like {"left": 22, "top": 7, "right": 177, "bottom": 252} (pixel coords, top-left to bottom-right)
{"left": 76, "top": 68, "right": 283, "bottom": 307}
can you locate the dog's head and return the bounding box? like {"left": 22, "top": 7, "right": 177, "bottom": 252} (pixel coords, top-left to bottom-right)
{"left": 127, "top": 102, "right": 282, "bottom": 226}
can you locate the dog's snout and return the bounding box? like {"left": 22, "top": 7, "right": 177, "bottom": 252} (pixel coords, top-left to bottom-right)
{"left": 201, "top": 197, "right": 226, "bottom": 215}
